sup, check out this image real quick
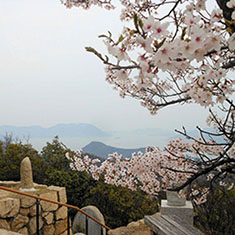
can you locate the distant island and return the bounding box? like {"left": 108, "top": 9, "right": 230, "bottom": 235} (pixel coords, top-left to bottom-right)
{"left": 82, "top": 141, "right": 146, "bottom": 159}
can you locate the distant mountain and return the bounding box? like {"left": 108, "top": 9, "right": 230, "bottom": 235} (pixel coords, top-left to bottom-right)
{"left": 47, "top": 123, "right": 109, "bottom": 137}
{"left": 0, "top": 123, "right": 181, "bottom": 151}
{"left": 82, "top": 141, "right": 146, "bottom": 158}
{"left": 0, "top": 123, "right": 109, "bottom": 138}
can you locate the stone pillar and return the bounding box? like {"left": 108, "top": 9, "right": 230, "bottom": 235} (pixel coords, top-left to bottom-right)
{"left": 19, "top": 157, "right": 35, "bottom": 192}
{"left": 161, "top": 191, "right": 193, "bottom": 225}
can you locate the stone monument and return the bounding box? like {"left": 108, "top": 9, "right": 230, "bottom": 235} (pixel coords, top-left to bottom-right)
{"left": 19, "top": 157, "right": 35, "bottom": 192}
{"left": 161, "top": 190, "right": 193, "bottom": 225}
{"left": 72, "top": 205, "right": 106, "bottom": 235}
{"left": 0, "top": 157, "right": 70, "bottom": 234}
{"left": 144, "top": 189, "right": 203, "bottom": 235}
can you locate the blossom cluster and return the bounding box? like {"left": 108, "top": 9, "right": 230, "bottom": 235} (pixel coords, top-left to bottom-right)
{"left": 66, "top": 147, "right": 194, "bottom": 196}
{"left": 60, "top": 0, "right": 115, "bottom": 10}
{"left": 63, "top": 1, "right": 235, "bottom": 113}
{"left": 108, "top": 2, "right": 234, "bottom": 111}
{"left": 66, "top": 118, "right": 234, "bottom": 205}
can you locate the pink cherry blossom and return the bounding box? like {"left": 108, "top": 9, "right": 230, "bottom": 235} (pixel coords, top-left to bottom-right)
{"left": 143, "top": 15, "right": 155, "bottom": 32}
{"left": 152, "top": 21, "right": 169, "bottom": 39}
{"left": 228, "top": 33, "right": 235, "bottom": 50}
{"left": 227, "top": 0, "right": 235, "bottom": 20}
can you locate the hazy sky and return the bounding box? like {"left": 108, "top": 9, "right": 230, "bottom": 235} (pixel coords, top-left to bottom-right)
{"left": 0, "top": 0, "right": 210, "bottom": 132}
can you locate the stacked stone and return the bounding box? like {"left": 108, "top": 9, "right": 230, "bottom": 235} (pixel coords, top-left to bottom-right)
{"left": 0, "top": 182, "right": 70, "bottom": 235}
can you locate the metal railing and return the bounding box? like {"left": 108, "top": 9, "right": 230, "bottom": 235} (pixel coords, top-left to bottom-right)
{"left": 0, "top": 185, "right": 110, "bottom": 235}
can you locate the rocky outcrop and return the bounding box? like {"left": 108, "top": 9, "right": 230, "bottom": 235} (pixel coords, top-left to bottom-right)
{"left": 108, "top": 219, "right": 151, "bottom": 235}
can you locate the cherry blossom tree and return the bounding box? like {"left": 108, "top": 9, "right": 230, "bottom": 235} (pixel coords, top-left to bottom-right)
{"left": 62, "top": 0, "right": 235, "bottom": 204}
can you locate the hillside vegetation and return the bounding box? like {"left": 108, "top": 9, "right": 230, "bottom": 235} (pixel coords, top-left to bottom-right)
{"left": 0, "top": 136, "right": 158, "bottom": 228}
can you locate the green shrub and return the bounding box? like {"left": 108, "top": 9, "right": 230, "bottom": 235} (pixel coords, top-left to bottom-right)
{"left": 194, "top": 185, "right": 235, "bottom": 235}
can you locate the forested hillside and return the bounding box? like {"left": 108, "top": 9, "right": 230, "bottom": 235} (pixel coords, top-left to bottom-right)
{"left": 0, "top": 136, "right": 158, "bottom": 228}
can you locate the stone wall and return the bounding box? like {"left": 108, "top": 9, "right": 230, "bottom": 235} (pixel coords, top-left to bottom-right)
{"left": 0, "top": 181, "right": 70, "bottom": 235}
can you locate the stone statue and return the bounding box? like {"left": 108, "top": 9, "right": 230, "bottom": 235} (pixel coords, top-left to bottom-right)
{"left": 19, "top": 157, "right": 35, "bottom": 192}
